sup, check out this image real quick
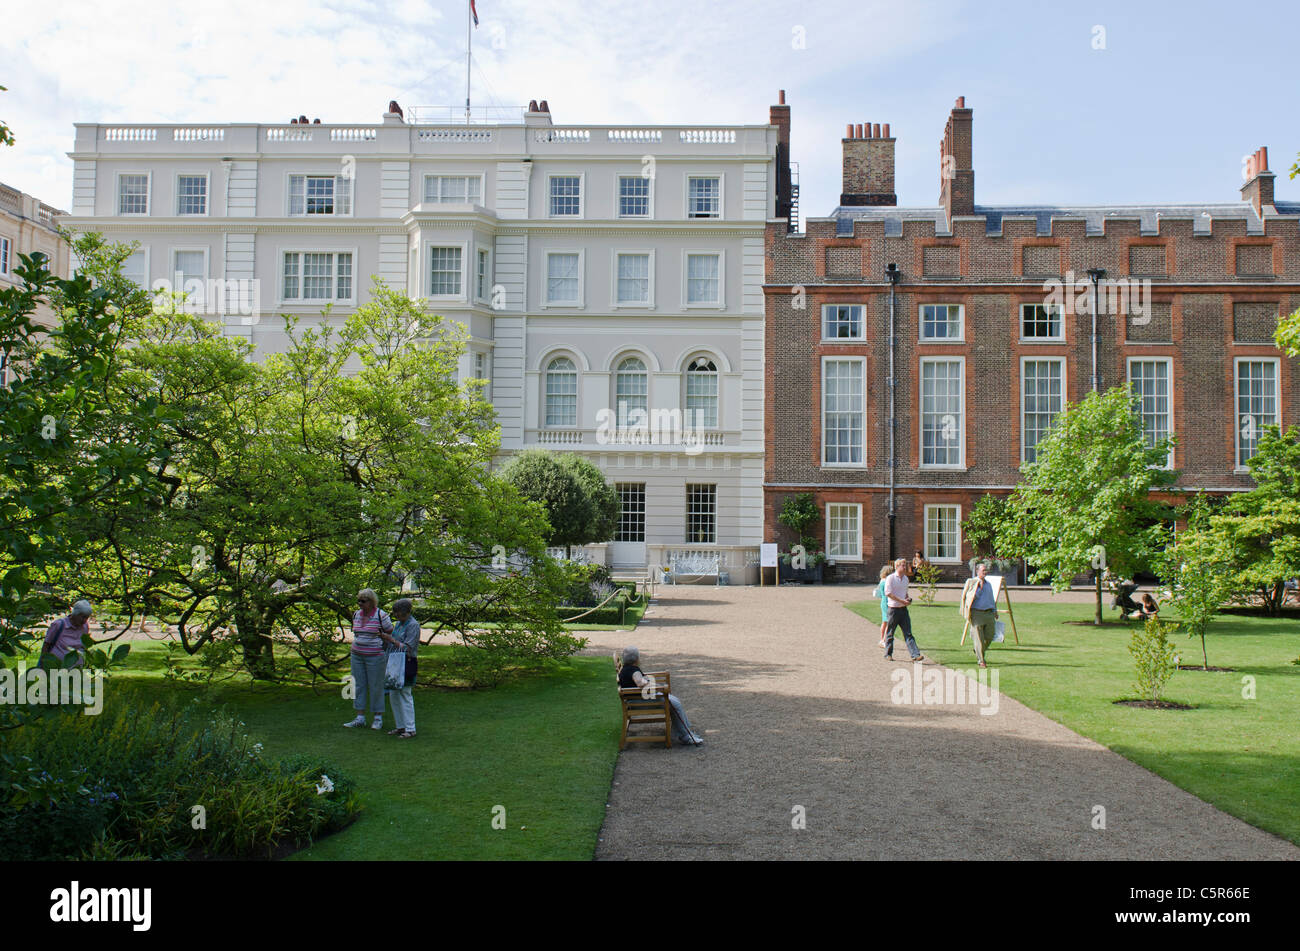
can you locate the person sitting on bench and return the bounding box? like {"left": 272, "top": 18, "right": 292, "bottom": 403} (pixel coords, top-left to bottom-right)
{"left": 618, "top": 646, "right": 703, "bottom": 747}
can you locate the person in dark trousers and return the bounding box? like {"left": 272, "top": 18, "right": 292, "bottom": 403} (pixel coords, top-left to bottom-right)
{"left": 883, "top": 558, "right": 925, "bottom": 663}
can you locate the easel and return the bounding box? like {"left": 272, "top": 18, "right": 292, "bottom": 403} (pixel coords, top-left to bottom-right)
{"left": 959, "top": 576, "right": 1020, "bottom": 646}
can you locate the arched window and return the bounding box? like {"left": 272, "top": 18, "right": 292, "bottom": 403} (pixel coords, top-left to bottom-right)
{"left": 685, "top": 356, "right": 718, "bottom": 429}
{"left": 614, "top": 356, "right": 648, "bottom": 426}
{"left": 545, "top": 357, "right": 578, "bottom": 427}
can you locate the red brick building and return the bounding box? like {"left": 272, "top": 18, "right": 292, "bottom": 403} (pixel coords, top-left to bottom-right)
{"left": 764, "top": 96, "right": 1300, "bottom": 582}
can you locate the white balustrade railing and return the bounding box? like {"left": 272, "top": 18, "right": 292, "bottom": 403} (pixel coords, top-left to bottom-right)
{"left": 534, "top": 128, "right": 591, "bottom": 143}
{"left": 172, "top": 127, "right": 224, "bottom": 142}
{"left": 265, "top": 127, "right": 314, "bottom": 142}
{"left": 104, "top": 127, "right": 157, "bottom": 142}
{"left": 535, "top": 430, "right": 583, "bottom": 445}
{"left": 416, "top": 128, "right": 493, "bottom": 143}
{"left": 330, "top": 128, "right": 377, "bottom": 141}
{"left": 678, "top": 129, "right": 737, "bottom": 144}
{"left": 606, "top": 129, "right": 662, "bottom": 143}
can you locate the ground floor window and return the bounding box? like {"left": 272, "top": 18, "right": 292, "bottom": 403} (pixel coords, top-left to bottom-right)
{"left": 924, "top": 504, "right": 961, "bottom": 563}
{"left": 825, "top": 503, "right": 862, "bottom": 561}
{"left": 685, "top": 484, "right": 716, "bottom": 543}
{"left": 615, "top": 483, "right": 646, "bottom": 542}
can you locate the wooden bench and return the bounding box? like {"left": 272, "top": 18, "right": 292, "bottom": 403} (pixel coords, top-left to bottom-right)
{"left": 616, "top": 668, "right": 673, "bottom": 749}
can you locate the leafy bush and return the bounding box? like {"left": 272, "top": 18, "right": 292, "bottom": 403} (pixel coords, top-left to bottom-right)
{"left": 913, "top": 562, "right": 941, "bottom": 604}
{"left": 1129, "top": 618, "right": 1178, "bottom": 702}
{"left": 0, "top": 689, "right": 360, "bottom": 859}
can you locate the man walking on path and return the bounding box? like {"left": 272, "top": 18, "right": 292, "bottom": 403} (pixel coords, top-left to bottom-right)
{"left": 961, "top": 562, "right": 998, "bottom": 668}
{"left": 884, "top": 558, "right": 925, "bottom": 662}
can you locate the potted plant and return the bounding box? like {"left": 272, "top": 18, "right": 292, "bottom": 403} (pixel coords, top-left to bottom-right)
{"left": 776, "top": 493, "right": 826, "bottom": 583}
{"left": 962, "top": 494, "right": 1019, "bottom": 583}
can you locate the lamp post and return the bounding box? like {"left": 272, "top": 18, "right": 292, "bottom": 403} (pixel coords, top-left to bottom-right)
{"left": 1086, "top": 267, "right": 1107, "bottom": 393}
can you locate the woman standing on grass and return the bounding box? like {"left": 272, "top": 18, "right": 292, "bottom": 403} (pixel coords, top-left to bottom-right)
{"left": 385, "top": 598, "right": 420, "bottom": 739}
{"left": 345, "top": 589, "right": 393, "bottom": 730}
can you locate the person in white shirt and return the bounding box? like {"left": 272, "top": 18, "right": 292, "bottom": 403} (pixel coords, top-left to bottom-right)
{"left": 883, "top": 558, "right": 925, "bottom": 662}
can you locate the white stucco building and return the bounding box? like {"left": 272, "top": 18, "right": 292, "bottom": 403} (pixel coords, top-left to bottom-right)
{"left": 61, "top": 100, "right": 780, "bottom": 580}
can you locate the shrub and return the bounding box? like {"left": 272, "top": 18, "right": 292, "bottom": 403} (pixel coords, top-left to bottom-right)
{"left": 913, "top": 562, "right": 941, "bottom": 604}
{"left": 0, "top": 689, "right": 360, "bottom": 859}
{"left": 1129, "top": 617, "right": 1178, "bottom": 702}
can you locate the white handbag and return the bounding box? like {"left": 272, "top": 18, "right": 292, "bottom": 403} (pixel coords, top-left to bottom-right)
{"left": 992, "top": 621, "right": 1006, "bottom": 644}
{"left": 384, "top": 650, "right": 406, "bottom": 690}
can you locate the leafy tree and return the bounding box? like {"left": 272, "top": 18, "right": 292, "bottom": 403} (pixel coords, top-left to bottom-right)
{"left": 1129, "top": 617, "right": 1178, "bottom": 703}
{"left": 0, "top": 85, "right": 13, "bottom": 148}
{"left": 962, "top": 493, "right": 1008, "bottom": 560}
{"left": 777, "top": 492, "right": 820, "bottom": 553}
{"left": 1184, "top": 426, "right": 1300, "bottom": 616}
{"left": 0, "top": 241, "right": 170, "bottom": 659}
{"left": 996, "top": 386, "right": 1175, "bottom": 624}
{"left": 1159, "top": 493, "right": 1235, "bottom": 668}
{"left": 43, "top": 254, "right": 577, "bottom": 681}
{"left": 499, "top": 450, "right": 617, "bottom": 557}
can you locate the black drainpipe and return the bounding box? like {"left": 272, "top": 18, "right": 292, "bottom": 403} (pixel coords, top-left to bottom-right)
{"left": 885, "top": 262, "right": 901, "bottom": 561}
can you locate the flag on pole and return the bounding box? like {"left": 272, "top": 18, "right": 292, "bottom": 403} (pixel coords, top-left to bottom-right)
{"left": 470, "top": 0, "right": 479, "bottom": 27}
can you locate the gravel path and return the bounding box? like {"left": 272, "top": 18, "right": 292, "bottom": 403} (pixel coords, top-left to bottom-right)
{"left": 589, "top": 584, "right": 1298, "bottom": 861}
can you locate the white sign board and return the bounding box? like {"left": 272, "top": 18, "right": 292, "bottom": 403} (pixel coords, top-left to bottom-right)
{"left": 986, "top": 574, "right": 1004, "bottom": 604}
{"left": 760, "top": 543, "right": 779, "bottom": 568}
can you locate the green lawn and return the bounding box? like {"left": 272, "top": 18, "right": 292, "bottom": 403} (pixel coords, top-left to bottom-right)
{"left": 98, "top": 643, "right": 621, "bottom": 860}
{"left": 846, "top": 598, "right": 1300, "bottom": 845}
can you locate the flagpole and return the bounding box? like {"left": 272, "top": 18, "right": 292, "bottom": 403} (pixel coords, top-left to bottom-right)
{"left": 465, "top": 0, "right": 471, "bottom": 124}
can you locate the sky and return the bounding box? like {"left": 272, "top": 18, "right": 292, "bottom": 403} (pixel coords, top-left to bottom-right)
{"left": 2, "top": 0, "right": 1298, "bottom": 222}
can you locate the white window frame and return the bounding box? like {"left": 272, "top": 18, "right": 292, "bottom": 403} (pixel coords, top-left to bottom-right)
{"left": 685, "top": 483, "right": 718, "bottom": 545}
{"left": 475, "top": 245, "right": 492, "bottom": 302}
{"left": 682, "top": 250, "right": 725, "bottom": 309}
{"left": 1020, "top": 356, "right": 1067, "bottom": 465}
{"left": 615, "top": 174, "right": 654, "bottom": 219}
{"left": 685, "top": 173, "right": 724, "bottom": 219}
{"left": 120, "top": 247, "right": 151, "bottom": 290}
{"left": 278, "top": 248, "right": 359, "bottom": 306}
{"left": 613, "top": 355, "right": 650, "bottom": 428}
{"left": 473, "top": 349, "right": 491, "bottom": 401}
{"left": 919, "top": 303, "right": 965, "bottom": 342}
{"left": 820, "top": 355, "right": 866, "bottom": 469}
{"left": 611, "top": 249, "right": 654, "bottom": 309}
{"left": 683, "top": 354, "right": 720, "bottom": 430}
{"left": 543, "top": 354, "right": 580, "bottom": 428}
{"left": 116, "top": 171, "right": 151, "bottom": 216}
{"left": 423, "top": 173, "right": 485, "bottom": 205}
{"left": 1233, "top": 356, "right": 1281, "bottom": 472}
{"left": 169, "top": 247, "right": 210, "bottom": 307}
{"left": 825, "top": 502, "right": 863, "bottom": 562}
{"left": 425, "top": 242, "right": 467, "bottom": 300}
{"left": 920, "top": 355, "right": 966, "bottom": 470}
{"left": 1019, "top": 302, "right": 1065, "bottom": 342}
{"left": 1127, "top": 356, "right": 1175, "bottom": 470}
{"left": 0, "top": 235, "right": 11, "bottom": 277}
{"left": 821, "top": 303, "right": 865, "bottom": 341}
{"left": 174, "top": 171, "right": 210, "bottom": 217}
{"left": 924, "top": 504, "right": 962, "bottom": 564}
{"left": 547, "top": 173, "right": 585, "bottom": 218}
{"left": 543, "top": 249, "right": 585, "bottom": 308}
{"left": 285, "top": 172, "right": 354, "bottom": 217}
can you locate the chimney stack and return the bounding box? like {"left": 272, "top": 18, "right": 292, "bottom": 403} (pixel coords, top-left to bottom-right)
{"left": 939, "top": 96, "right": 974, "bottom": 222}
{"left": 840, "top": 119, "right": 896, "bottom": 206}
{"left": 1241, "top": 146, "right": 1275, "bottom": 217}
{"left": 770, "top": 90, "right": 794, "bottom": 228}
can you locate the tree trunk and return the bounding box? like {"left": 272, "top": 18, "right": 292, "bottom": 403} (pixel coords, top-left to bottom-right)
{"left": 1094, "top": 571, "right": 1103, "bottom": 625}
{"left": 234, "top": 608, "right": 277, "bottom": 680}
{"left": 1201, "top": 632, "right": 1209, "bottom": 670}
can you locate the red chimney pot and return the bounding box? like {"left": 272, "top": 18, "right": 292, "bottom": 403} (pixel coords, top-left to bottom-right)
{"left": 883, "top": 123, "right": 891, "bottom": 138}
{"left": 778, "top": 89, "right": 786, "bottom": 105}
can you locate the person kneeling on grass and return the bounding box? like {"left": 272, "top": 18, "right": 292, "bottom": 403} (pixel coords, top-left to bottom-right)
{"left": 618, "top": 646, "right": 703, "bottom": 747}
{"left": 384, "top": 598, "right": 420, "bottom": 739}
{"left": 345, "top": 588, "right": 394, "bottom": 730}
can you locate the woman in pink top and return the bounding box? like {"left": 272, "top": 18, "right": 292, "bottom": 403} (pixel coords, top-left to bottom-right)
{"left": 344, "top": 588, "right": 396, "bottom": 730}
{"left": 43, "top": 601, "right": 93, "bottom": 666}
